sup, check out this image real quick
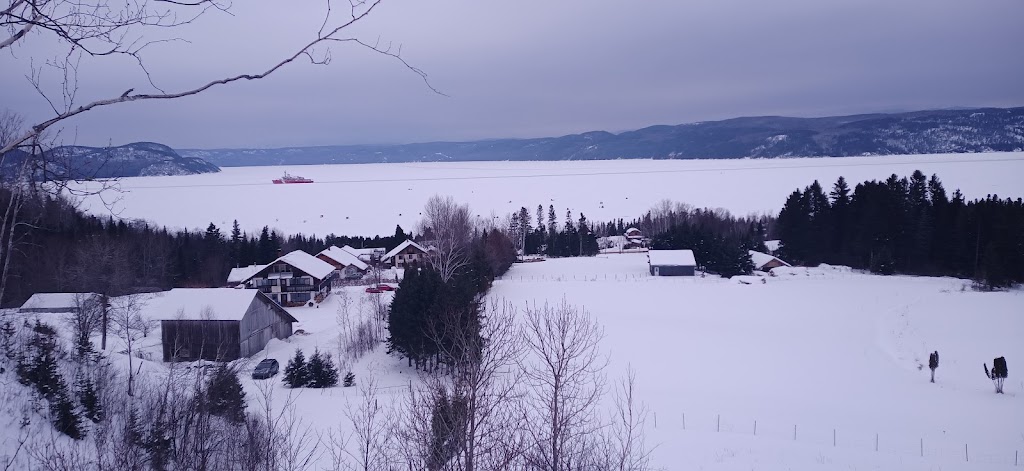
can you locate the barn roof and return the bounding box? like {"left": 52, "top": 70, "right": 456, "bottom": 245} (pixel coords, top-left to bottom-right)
{"left": 648, "top": 249, "right": 696, "bottom": 267}
{"left": 146, "top": 288, "right": 296, "bottom": 322}
{"left": 318, "top": 246, "right": 369, "bottom": 270}
{"left": 749, "top": 250, "right": 790, "bottom": 269}
{"left": 20, "top": 292, "right": 99, "bottom": 311}
{"left": 383, "top": 239, "right": 430, "bottom": 262}
{"left": 227, "top": 264, "right": 267, "bottom": 284}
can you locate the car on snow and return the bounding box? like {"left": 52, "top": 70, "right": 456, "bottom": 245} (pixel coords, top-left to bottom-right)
{"left": 252, "top": 358, "right": 280, "bottom": 379}
{"left": 365, "top": 286, "right": 382, "bottom": 294}
{"left": 375, "top": 284, "right": 395, "bottom": 291}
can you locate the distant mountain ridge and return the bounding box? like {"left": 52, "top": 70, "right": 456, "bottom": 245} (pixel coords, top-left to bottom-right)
{"left": 2, "top": 142, "right": 220, "bottom": 179}
{"left": 180, "top": 107, "right": 1024, "bottom": 167}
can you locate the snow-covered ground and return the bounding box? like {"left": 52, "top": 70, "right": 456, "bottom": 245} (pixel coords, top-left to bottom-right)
{"left": 68, "top": 152, "right": 1024, "bottom": 235}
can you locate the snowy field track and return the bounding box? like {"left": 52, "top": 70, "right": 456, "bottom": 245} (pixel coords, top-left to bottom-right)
{"left": 69, "top": 152, "right": 1024, "bottom": 236}
{"left": 490, "top": 254, "right": 1024, "bottom": 470}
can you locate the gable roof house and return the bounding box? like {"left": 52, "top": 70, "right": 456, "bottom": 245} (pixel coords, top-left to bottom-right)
{"left": 153, "top": 288, "right": 296, "bottom": 362}
{"left": 237, "top": 250, "right": 337, "bottom": 306}
{"left": 648, "top": 250, "right": 697, "bottom": 276}
{"left": 382, "top": 239, "right": 431, "bottom": 269}
{"left": 19, "top": 292, "right": 102, "bottom": 314}
{"left": 749, "top": 250, "right": 791, "bottom": 271}
{"left": 317, "top": 246, "right": 370, "bottom": 280}
{"left": 341, "top": 245, "right": 386, "bottom": 263}
{"left": 227, "top": 264, "right": 267, "bottom": 287}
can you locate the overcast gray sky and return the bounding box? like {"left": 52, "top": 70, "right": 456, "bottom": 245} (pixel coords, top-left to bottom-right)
{"left": 3, "top": 0, "right": 1023, "bottom": 149}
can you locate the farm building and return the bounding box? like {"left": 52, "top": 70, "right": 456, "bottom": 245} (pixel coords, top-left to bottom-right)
{"left": 19, "top": 292, "right": 102, "bottom": 314}
{"left": 317, "top": 246, "right": 370, "bottom": 279}
{"left": 154, "top": 288, "right": 296, "bottom": 362}
{"left": 237, "top": 250, "right": 337, "bottom": 306}
{"left": 227, "top": 264, "right": 266, "bottom": 287}
{"left": 648, "top": 250, "right": 697, "bottom": 276}
{"left": 383, "top": 239, "right": 430, "bottom": 269}
{"left": 749, "top": 250, "right": 790, "bottom": 271}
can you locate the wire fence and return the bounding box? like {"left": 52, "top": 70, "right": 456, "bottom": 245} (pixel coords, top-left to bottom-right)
{"left": 659, "top": 410, "right": 1021, "bottom": 467}
{"left": 495, "top": 273, "right": 655, "bottom": 282}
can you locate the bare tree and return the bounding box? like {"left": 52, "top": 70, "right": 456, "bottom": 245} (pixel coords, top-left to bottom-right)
{"left": 1, "top": 0, "right": 441, "bottom": 157}
{"left": 520, "top": 300, "right": 608, "bottom": 471}
{"left": 593, "top": 366, "right": 655, "bottom": 471}
{"left": 326, "top": 374, "right": 396, "bottom": 471}
{"left": 109, "top": 293, "right": 148, "bottom": 396}
{"left": 419, "top": 195, "right": 473, "bottom": 283}
{"left": 64, "top": 292, "right": 104, "bottom": 356}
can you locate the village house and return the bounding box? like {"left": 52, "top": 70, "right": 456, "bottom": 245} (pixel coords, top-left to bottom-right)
{"left": 624, "top": 227, "right": 647, "bottom": 249}
{"left": 226, "top": 264, "right": 266, "bottom": 287}
{"left": 749, "top": 250, "right": 791, "bottom": 271}
{"left": 382, "top": 239, "right": 430, "bottom": 269}
{"left": 19, "top": 292, "right": 102, "bottom": 314}
{"left": 341, "top": 245, "right": 386, "bottom": 263}
{"left": 317, "top": 246, "right": 369, "bottom": 280}
{"left": 237, "top": 250, "right": 337, "bottom": 306}
{"left": 154, "top": 288, "right": 296, "bottom": 362}
{"left": 648, "top": 249, "right": 697, "bottom": 276}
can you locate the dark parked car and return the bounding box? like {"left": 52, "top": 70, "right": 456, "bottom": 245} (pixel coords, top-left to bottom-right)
{"left": 252, "top": 358, "right": 280, "bottom": 379}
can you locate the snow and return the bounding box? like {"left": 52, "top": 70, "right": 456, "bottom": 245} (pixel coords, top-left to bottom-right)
{"left": 144, "top": 288, "right": 266, "bottom": 321}
{"left": 318, "top": 246, "right": 369, "bottom": 270}
{"left": 245, "top": 249, "right": 335, "bottom": 282}
{"left": 648, "top": 249, "right": 696, "bottom": 266}
{"left": 382, "top": 239, "right": 429, "bottom": 262}
{"left": 18, "top": 292, "right": 97, "bottom": 311}
{"left": 227, "top": 264, "right": 266, "bottom": 284}
{"left": 764, "top": 239, "right": 781, "bottom": 253}
{"left": 749, "top": 249, "right": 789, "bottom": 269}
{"left": 66, "top": 152, "right": 1024, "bottom": 235}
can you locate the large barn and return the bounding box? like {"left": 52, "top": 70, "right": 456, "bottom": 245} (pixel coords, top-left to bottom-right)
{"left": 648, "top": 250, "right": 697, "bottom": 276}
{"left": 154, "top": 288, "right": 296, "bottom": 362}
{"left": 19, "top": 292, "right": 101, "bottom": 314}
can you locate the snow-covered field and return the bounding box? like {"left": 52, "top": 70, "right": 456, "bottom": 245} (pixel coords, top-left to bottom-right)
{"left": 70, "top": 153, "right": 1024, "bottom": 235}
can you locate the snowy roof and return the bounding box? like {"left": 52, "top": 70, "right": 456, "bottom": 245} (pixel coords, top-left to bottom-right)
{"left": 20, "top": 292, "right": 99, "bottom": 311}
{"left": 764, "top": 240, "right": 781, "bottom": 252}
{"left": 383, "top": 239, "right": 430, "bottom": 261}
{"left": 749, "top": 250, "right": 790, "bottom": 269}
{"left": 648, "top": 250, "right": 696, "bottom": 267}
{"left": 341, "top": 245, "right": 384, "bottom": 256}
{"left": 227, "top": 264, "right": 266, "bottom": 284}
{"left": 318, "top": 246, "right": 369, "bottom": 270}
{"left": 241, "top": 250, "right": 336, "bottom": 283}
{"left": 145, "top": 288, "right": 295, "bottom": 322}
{"left": 625, "top": 227, "right": 641, "bottom": 234}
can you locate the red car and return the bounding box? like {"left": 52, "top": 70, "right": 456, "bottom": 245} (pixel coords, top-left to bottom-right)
{"left": 375, "top": 284, "right": 395, "bottom": 291}
{"left": 365, "top": 286, "right": 382, "bottom": 294}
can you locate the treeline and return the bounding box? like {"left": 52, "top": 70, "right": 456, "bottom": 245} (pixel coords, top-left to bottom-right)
{"left": 0, "top": 188, "right": 408, "bottom": 307}
{"left": 388, "top": 228, "right": 517, "bottom": 369}
{"left": 509, "top": 204, "right": 599, "bottom": 257}
{"left": 776, "top": 171, "right": 1024, "bottom": 288}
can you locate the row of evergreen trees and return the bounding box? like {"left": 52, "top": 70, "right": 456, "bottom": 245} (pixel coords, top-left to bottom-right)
{"left": 509, "top": 204, "right": 599, "bottom": 257}
{"left": 387, "top": 230, "right": 516, "bottom": 369}
{"left": 0, "top": 188, "right": 413, "bottom": 307}
{"left": 776, "top": 171, "right": 1024, "bottom": 288}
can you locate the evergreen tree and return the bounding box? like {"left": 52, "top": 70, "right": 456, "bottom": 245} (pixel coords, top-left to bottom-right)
{"left": 229, "top": 220, "right": 242, "bottom": 267}
{"left": 257, "top": 226, "right": 273, "bottom": 263}
{"left": 49, "top": 388, "right": 84, "bottom": 439}
{"left": 343, "top": 371, "right": 356, "bottom": 387}
{"left": 282, "top": 349, "right": 309, "bottom": 388}
{"left": 77, "top": 376, "right": 103, "bottom": 423}
{"left": 206, "top": 364, "right": 247, "bottom": 423}
{"left": 306, "top": 348, "right": 339, "bottom": 388}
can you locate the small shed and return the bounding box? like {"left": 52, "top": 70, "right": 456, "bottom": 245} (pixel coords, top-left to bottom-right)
{"left": 749, "top": 250, "right": 790, "bottom": 271}
{"left": 19, "top": 292, "right": 101, "bottom": 314}
{"left": 154, "top": 288, "right": 297, "bottom": 362}
{"left": 648, "top": 250, "right": 696, "bottom": 276}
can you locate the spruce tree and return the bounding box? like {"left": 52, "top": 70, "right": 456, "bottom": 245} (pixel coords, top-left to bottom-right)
{"left": 282, "top": 349, "right": 309, "bottom": 388}
{"left": 50, "top": 388, "right": 84, "bottom": 439}
{"left": 343, "top": 371, "right": 356, "bottom": 387}
{"left": 206, "top": 364, "right": 247, "bottom": 424}
{"left": 77, "top": 376, "right": 103, "bottom": 423}
{"left": 306, "top": 349, "right": 339, "bottom": 388}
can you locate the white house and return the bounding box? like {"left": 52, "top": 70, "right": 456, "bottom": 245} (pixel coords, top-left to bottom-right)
{"left": 382, "top": 239, "right": 430, "bottom": 269}
{"left": 317, "top": 246, "right": 370, "bottom": 279}
{"left": 237, "top": 250, "right": 337, "bottom": 306}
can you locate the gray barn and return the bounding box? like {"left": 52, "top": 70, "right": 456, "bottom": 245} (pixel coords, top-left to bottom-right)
{"left": 648, "top": 250, "right": 697, "bottom": 276}
{"left": 154, "top": 288, "right": 296, "bottom": 362}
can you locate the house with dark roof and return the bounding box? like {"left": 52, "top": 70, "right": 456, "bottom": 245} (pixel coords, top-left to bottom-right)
{"left": 382, "top": 239, "right": 430, "bottom": 269}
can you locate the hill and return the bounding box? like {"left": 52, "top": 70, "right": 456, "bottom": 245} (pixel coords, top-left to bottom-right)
{"left": 180, "top": 107, "right": 1024, "bottom": 166}
{"left": 1, "top": 142, "right": 220, "bottom": 179}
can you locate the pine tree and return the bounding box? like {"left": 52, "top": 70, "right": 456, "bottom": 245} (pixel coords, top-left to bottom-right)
{"left": 50, "top": 388, "right": 84, "bottom": 440}
{"left": 206, "top": 364, "right": 247, "bottom": 423}
{"left": 306, "top": 349, "right": 339, "bottom": 388}
{"left": 282, "top": 349, "right": 309, "bottom": 388}
{"left": 229, "top": 220, "right": 242, "bottom": 267}
{"left": 77, "top": 376, "right": 103, "bottom": 423}
{"left": 343, "top": 371, "right": 356, "bottom": 387}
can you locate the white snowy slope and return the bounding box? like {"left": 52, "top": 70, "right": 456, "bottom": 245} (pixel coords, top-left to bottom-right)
{"left": 67, "top": 152, "right": 1024, "bottom": 235}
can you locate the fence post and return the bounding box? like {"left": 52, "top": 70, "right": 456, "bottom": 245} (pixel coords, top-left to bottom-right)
{"left": 875, "top": 433, "right": 878, "bottom": 452}
{"left": 920, "top": 438, "right": 923, "bottom": 457}
{"left": 833, "top": 429, "right": 836, "bottom": 447}
{"left": 965, "top": 443, "right": 968, "bottom": 462}
{"left": 753, "top": 420, "right": 757, "bottom": 436}
{"left": 654, "top": 412, "right": 657, "bottom": 429}
{"left": 794, "top": 424, "right": 797, "bottom": 441}
{"left": 682, "top": 412, "right": 685, "bottom": 430}
{"left": 717, "top": 414, "right": 720, "bottom": 432}
{"left": 1015, "top": 450, "right": 1018, "bottom": 466}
